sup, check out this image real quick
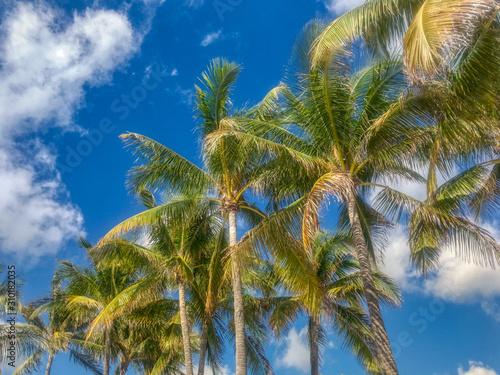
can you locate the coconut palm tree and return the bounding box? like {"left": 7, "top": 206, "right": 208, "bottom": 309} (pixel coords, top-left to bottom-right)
{"left": 54, "top": 239, "right": 163, "bottom": 375}
{"left": 205, "top": 20, "right": 432, "bottom": 373}
{"left": 374, "top": 164, "right": 500, "bottom": 274}
{"left": 311, "top": 0, "right": 500, "bottom": 79}
{"left": 0, "top": 292, "right": 102, "bottom": 375}
{"left": 96, "top": 190, "right": 222, "bottom": 375}
{"left": 354, "top": 0, "right": 500, "bottom": 274}
{"left": 268, "top": 230, "right": 401, "bottom": 374}
{"left": 101, "top": 58, "right": 270, "bottom": 375}
{"left": 98, "top": 189, "right": 277, "bottom": 375}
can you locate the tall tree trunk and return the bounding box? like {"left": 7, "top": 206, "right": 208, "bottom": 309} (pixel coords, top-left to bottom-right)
{"left": 103, "top": 325, "right": 112, "bottom": 375}
{"left": 45, "top": 354, "right": 54, "bottom": 375}
{"left": 179, "top": 281, "right": 194, "bottom": 375}
{"left": 309, "top": 316, "right": 320, "bottom": 375}
{"left": 119, "top": 359, "right": 130, "bottom": 375}
{"left": 229, "top": 210, "right": 247, "bottom": 375}
{"left": 345, "top": 185, "right": 399, "bottom": 375}
{"left": 198, "top": 322, "right": 208, "bottom": 375}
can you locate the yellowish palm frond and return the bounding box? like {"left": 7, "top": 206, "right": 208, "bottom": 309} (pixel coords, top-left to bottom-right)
{"left": 404, "top": 0, "right": 499, "bottom": 77}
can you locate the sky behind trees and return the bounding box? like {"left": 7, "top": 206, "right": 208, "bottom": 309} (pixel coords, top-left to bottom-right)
{"left": 0, "top": 0, "right": 499, "bottom": 374}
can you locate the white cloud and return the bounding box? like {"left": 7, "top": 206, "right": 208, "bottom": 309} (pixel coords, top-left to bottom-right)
{"left": 480, "top": 301, "right": 500, "bottom": 322}
{"left": 0, "top": 3, "right": 136, "bottom": 135}
{"left": 381, "top": 221, "right": 500, "bottom": 314}
{"left": 459, "top": 361, "right": 498, "bottom": 375}
{"left": 201, "top": 29, "right": 222, "bottom": 47}
{"left": 382, "top": 226, "right": 421, "bottom": 291}
{"left": 172, "top": 86, "right": 195, "bottom": 106}
{"left": 0, "top": 3, "right": 137, "bottom": 258}
{"left": 170, "top": 68, "right": 179, "bottom": 76}
{"left": 193, "top": 364, "right": 232, "bottom": 375}
{"left": 276, "top": 327, "right": 310, "bottom": 373}
{"left": 186, "top": 0, "right": 204, "bottom": 8}
{"left": 321, "top": 0, "right": 365, "bottom": 15}
{"left": 423, "top": 249, "right": 500, "bottom": 303}
{"left": 0, "top": 147, "right": 83, "bottom": 259}
{"left": 140, "top": 0, "right": 166, "bottom": 5}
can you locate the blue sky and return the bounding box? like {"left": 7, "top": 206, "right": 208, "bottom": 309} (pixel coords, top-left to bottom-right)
{"left": 0, "top": 0, "right": 499, "bottom": 374}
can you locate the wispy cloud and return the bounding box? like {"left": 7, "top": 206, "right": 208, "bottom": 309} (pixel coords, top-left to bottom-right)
{"left": 0, "top": 2, "right": 137, "bottom": 259}
{"left": 320, "top": 0, "right": 365, "bottom": 15}
{"left": 201, "top": 29, "right": 222, "bottom": 47}
{"left": 458, "top": 361, "right": 498, "bottom": 375}
{"left": 166, "top": 85, "right": 195, "bottom": 106}
{"left": 185, "top": 0, "right": 204, "bottom": 7}
{"left": 480, "top": 301, "right": 500, "bottom": 322}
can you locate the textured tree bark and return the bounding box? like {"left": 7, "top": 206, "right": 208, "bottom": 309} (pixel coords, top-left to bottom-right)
{"left": 229, "top": 210, "right": 247, "bottom": 375}
{"left": 197, "top": 322, "right": 208, "bottom": 375}
{"left": 45, "top": 354, "right": 54, "bottom": 375}
{"left": 103, "top": 325, "right": 111, "bottom": 375}
{"left": 345, "top": 185, "right": 399, "bottom": 375}
{"left": 309, "top": 316, "right": 320, "bottom": 375}
{"left": 119, "top": 359, "right": 130, "bottom": 375}
{"left": 179, "top": 281, "right": 194, "bottom": 375}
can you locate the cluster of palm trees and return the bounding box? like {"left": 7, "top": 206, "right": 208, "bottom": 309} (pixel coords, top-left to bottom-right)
{"left": 2, "top": 0, "right": 500, "bottom": 374}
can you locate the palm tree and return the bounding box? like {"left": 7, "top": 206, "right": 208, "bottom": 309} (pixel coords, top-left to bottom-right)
{"left": 96, "top": 191, "right": 222, "bottom": 375}
{"left": 374, "top": 164, "right": 500, "bottom": 274}
{"left": 0, "top": 292, "right": 102, "bottom": 375}
{"left": 101, "top": 58, "right": 269, "bottom": 375}
{"left": 99, "top": 195, "right": 275, "bottom": 375}
{"left": 311, "top": 0, "right": 500, "bottom": 79}
{"left": 310, "top": 0, "right": 500, "bottom": 270}
{"left": 268, "top": 230, "right": 401, "bottom": 374}
{"left": 54, "top": 239, "right": 161, "bottom": 375}
{"left": 206, "top": 21, "right": 430, "bottom": 374}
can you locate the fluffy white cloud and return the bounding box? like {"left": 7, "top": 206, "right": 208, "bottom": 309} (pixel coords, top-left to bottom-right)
{"left": 276, "top": 327, "right": 310, "bottom": 373}
{"left": 423, "top": 248, "right": 500, "bottom": 303}
{"left": 321, "top": 0, "right": 365, "bottom": 15}
{"left": 381, "top": 226, "right": 421, "bottom": 291}
{"left": 382, "top": 221, "right": 500, "bottom": 316}
{"left": 0, "top": 2, "right": 137, "bottom": 258}
{"left": 0, "top": 147, "right": 83, "bottom": 258}
{"left": 0, "top": 3, "right": 135, "bottom": 135}
{"left": 201, "top": 29, "right": 222, "bottom": 47}
{"left": 459, "top": 361, "right": 498, "bottom": 375}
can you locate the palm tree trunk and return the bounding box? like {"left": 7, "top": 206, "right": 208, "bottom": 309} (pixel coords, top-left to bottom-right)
{"left": 45, "top": 354, "right": 55, "bottom": 375}
{"left": 229, "top": 210, "right": 247, "bottom": 375}
{"left": 103, "top": 325, "right": 112, "bottom": 375}
{"left": 309, "top": 316, "right": 320, "bottom": 375}
{"left": 198, "top": 322, "right": 208, "bottom": 375}
{"left": 119, "top": 359, "right": 130, "bottom": 375}
{"left": 345, "top": 186, "right": 399, "bottom": 375}
{"left": 178, "top": 281, "right": 194, "bottom": 375}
